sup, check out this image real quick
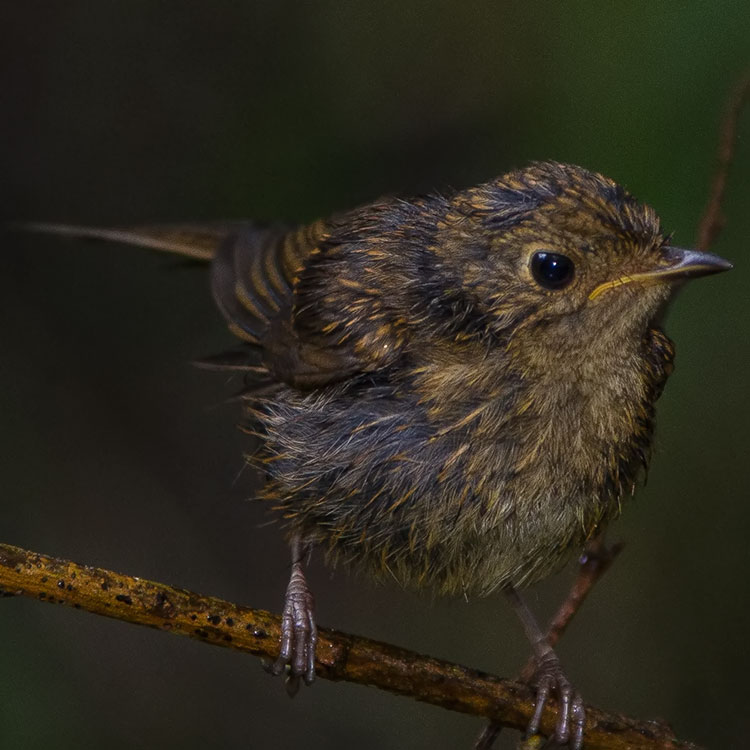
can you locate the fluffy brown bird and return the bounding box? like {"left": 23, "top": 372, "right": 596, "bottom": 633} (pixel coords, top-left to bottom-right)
{"left": 24, "top": 162, "right": 731, "bottom": 748}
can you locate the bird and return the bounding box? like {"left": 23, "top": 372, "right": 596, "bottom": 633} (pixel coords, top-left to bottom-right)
{"left": 21, "top": 161, "right": 732, "bottom": 748}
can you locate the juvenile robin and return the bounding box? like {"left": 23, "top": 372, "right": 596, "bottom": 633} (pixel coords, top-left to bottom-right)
{"left": 25, "top": 161, "right": 732, "bottom": 747}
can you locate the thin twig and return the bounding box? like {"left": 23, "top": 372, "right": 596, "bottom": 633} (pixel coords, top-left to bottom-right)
{"left": 522, "top": 534, "right": 623, "bottom": 682}
{"left": 696, "top": 72, "right": 750, "bottom": 252}
{"left": 0, "top": 542, "right": 697, "bottom": 750}
{"left": 474, "top": 534, "right": 623, "bottom": 750}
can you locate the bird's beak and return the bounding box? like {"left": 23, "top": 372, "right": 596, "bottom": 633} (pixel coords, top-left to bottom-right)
{"left": 589, "top": 247, "right": 733, "bottom": 300}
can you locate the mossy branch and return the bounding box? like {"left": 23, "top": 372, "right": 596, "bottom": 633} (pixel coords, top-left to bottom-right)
{"left": 0, "top": 542, "right": 698, "bottom": 750}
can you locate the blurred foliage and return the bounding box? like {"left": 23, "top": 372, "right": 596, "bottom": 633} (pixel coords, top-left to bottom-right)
{"left": 1, "top": 2, "right": 748, "bottom": 749}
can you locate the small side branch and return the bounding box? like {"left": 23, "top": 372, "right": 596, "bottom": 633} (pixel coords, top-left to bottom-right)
{"left": 521, "top": 534, "right": 623, "bottom": 682}
{"left": 696, "top": 72, "right": 750, "bottom": 251}
{"left": 0, "top": 542, "right": 697, "bottom": 750}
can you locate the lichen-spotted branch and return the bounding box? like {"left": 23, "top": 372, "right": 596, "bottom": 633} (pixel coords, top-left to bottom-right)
{"left": 0, "top": 543, "right": 698, "bottom": 750}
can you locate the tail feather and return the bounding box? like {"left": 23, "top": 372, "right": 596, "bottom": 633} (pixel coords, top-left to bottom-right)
{"left": 17, "top": 220, "right": 299, "bottom": 345}
{"left": 15, "top": 222, "right": 244, "bottom": 261}
{"left": 17, "top": 219, "right": 330, "bottom": 366}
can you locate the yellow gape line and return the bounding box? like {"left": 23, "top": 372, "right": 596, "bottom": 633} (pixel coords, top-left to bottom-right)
{"left": 588, "top": 276, "right": 636, "bottom": 300}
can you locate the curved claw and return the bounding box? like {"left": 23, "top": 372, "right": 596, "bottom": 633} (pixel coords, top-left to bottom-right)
{"left": 527, "top": 652, "right": 585, "bottom": 749}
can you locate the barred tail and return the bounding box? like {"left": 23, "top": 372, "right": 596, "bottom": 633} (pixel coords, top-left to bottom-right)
{"left": 17, "top": 219, "right": 329, "bottom": 347}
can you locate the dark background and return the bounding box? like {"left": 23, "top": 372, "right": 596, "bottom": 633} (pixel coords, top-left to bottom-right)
{"left": 1, "top": 3, "right": 748, "bottom": 748}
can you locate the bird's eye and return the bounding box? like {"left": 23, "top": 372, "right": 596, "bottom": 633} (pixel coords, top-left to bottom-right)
{"left": 530, "top": 251, "right": 575, "bottom": 290}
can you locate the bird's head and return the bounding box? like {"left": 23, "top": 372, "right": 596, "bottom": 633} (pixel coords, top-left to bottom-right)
{"left": 436, "top": 161, "right": 731, "bottom": 364}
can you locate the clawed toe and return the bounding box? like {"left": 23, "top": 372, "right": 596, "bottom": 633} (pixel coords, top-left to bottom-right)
{"left": 267, "top": 542, "right": 318, "bottom": 692}
{"left": 268, "top": 587, "right": 317, "bottom": 685}
{"left": 503, "top": 588, "right": 587, "bottom": 748}
{"left": 527, "top": 653, "right": 585, "bottom": 749}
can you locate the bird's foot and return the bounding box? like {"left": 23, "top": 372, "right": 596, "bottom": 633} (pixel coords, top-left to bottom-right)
{"left": 266, "top": 557, "right": 317, "bottom": 696}
{"left": 526, "top": 650, "right": 584, "bottom": 749}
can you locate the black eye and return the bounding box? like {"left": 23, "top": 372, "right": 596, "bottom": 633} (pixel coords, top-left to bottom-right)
{"left": 530, "top": 251, "right": 575, "bottom": 290}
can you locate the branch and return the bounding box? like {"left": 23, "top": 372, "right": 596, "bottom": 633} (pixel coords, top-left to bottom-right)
{"left": 696, "top": 72, "right": 750, "bottom": 251}
{"left": 0, "top": 542, "right": 698, "bottom": 750}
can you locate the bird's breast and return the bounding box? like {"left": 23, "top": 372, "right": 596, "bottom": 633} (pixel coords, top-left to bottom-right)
{"left": 259, "top": 340, "right": 661, "bottom": 595}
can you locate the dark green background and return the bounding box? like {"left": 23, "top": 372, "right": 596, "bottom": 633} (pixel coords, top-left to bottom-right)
{"left": 1, "top": 3, "right": 748, "bottom": 748}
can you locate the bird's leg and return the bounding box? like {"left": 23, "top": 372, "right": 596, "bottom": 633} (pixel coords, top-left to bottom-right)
{"left": 505, "top": 586, "right": 585, "bottom": 749}
{"left": 268, "top": 535, "right": 317, "bottom": 696}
